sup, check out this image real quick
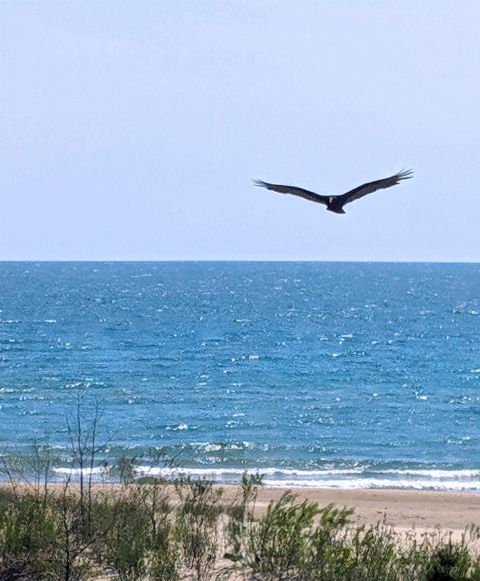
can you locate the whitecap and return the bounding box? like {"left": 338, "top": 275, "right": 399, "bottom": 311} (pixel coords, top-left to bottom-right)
{"left": 204, "top": 444, "right": 222, "bottom": 452}
{"left": 53, "top": 466, "right": 108, "bottom": 477}
{"left": 261, "top": 478, "right": 480, "bottom": 491}
{"left": 64, "top": 381, "right": 83, "bottom": 389}
{"left": 381, "top": 468, "right": 480, "bottom": 478}
{"left": 127, "top": 465, "right": 480, "bottom": 492}
{"left": 170, "top": 422, "right": 188, "bottom": 431}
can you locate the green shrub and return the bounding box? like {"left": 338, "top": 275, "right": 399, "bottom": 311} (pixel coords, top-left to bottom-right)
{"left": 0, "top": 491, "right": 58, "bottom": 578}
{"left": 103, "top": 493, "right": 151, "bottom": 580}
{"left": 175, "top": 477, "right": 223, "bottom": 581}
{"left": 226, "top": 491, "right": 356, "bottom": 580}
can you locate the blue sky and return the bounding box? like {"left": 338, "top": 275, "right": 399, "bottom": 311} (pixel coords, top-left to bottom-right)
{"left": 1, "top": 1, "right": 479, "bottom": 261}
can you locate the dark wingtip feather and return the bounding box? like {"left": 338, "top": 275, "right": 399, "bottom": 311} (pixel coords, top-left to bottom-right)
{"left": 252, "top": 179, "right": 269, "bottom": 188}
{"left": 397, "top": 169, "right": 414, "bottom": 180}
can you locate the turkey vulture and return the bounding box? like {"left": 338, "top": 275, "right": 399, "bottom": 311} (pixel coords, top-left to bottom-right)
{"left": 253, "top": 169, "right": 413, "bottom": 214}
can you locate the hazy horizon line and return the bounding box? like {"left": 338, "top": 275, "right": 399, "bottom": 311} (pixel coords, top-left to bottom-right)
{"left": 1, "top": 259, "right": 479, "bottom": 265}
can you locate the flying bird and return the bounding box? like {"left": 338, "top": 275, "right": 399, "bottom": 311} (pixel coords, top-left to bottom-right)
{"left": 253, "top": 169, "right": 413, "bottom": 214}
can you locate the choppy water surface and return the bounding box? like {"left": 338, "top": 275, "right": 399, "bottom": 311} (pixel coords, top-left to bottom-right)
{"left": 0, "top": 262, "right": 479, "bottom": 490}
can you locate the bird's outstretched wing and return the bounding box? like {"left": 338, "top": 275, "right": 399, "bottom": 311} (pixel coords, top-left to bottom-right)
{"left": 336, "top": 169, "right": 413, "bottom": 206}
{"left": 252, "top": 179, "right": 330, "bottom": 206}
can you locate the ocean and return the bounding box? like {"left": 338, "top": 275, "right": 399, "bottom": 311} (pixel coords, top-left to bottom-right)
{"left": 0, "top": 261, "right": 479, "bottom": 491}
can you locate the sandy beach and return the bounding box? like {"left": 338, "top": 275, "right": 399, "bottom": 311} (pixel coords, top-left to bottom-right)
{"left": 219, "top": 486, "right": 480, "bottom": 538}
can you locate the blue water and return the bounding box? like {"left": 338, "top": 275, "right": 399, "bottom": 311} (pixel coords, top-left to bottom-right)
{"left": 1, "top": 262, "right": 479, "bottom": 490}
